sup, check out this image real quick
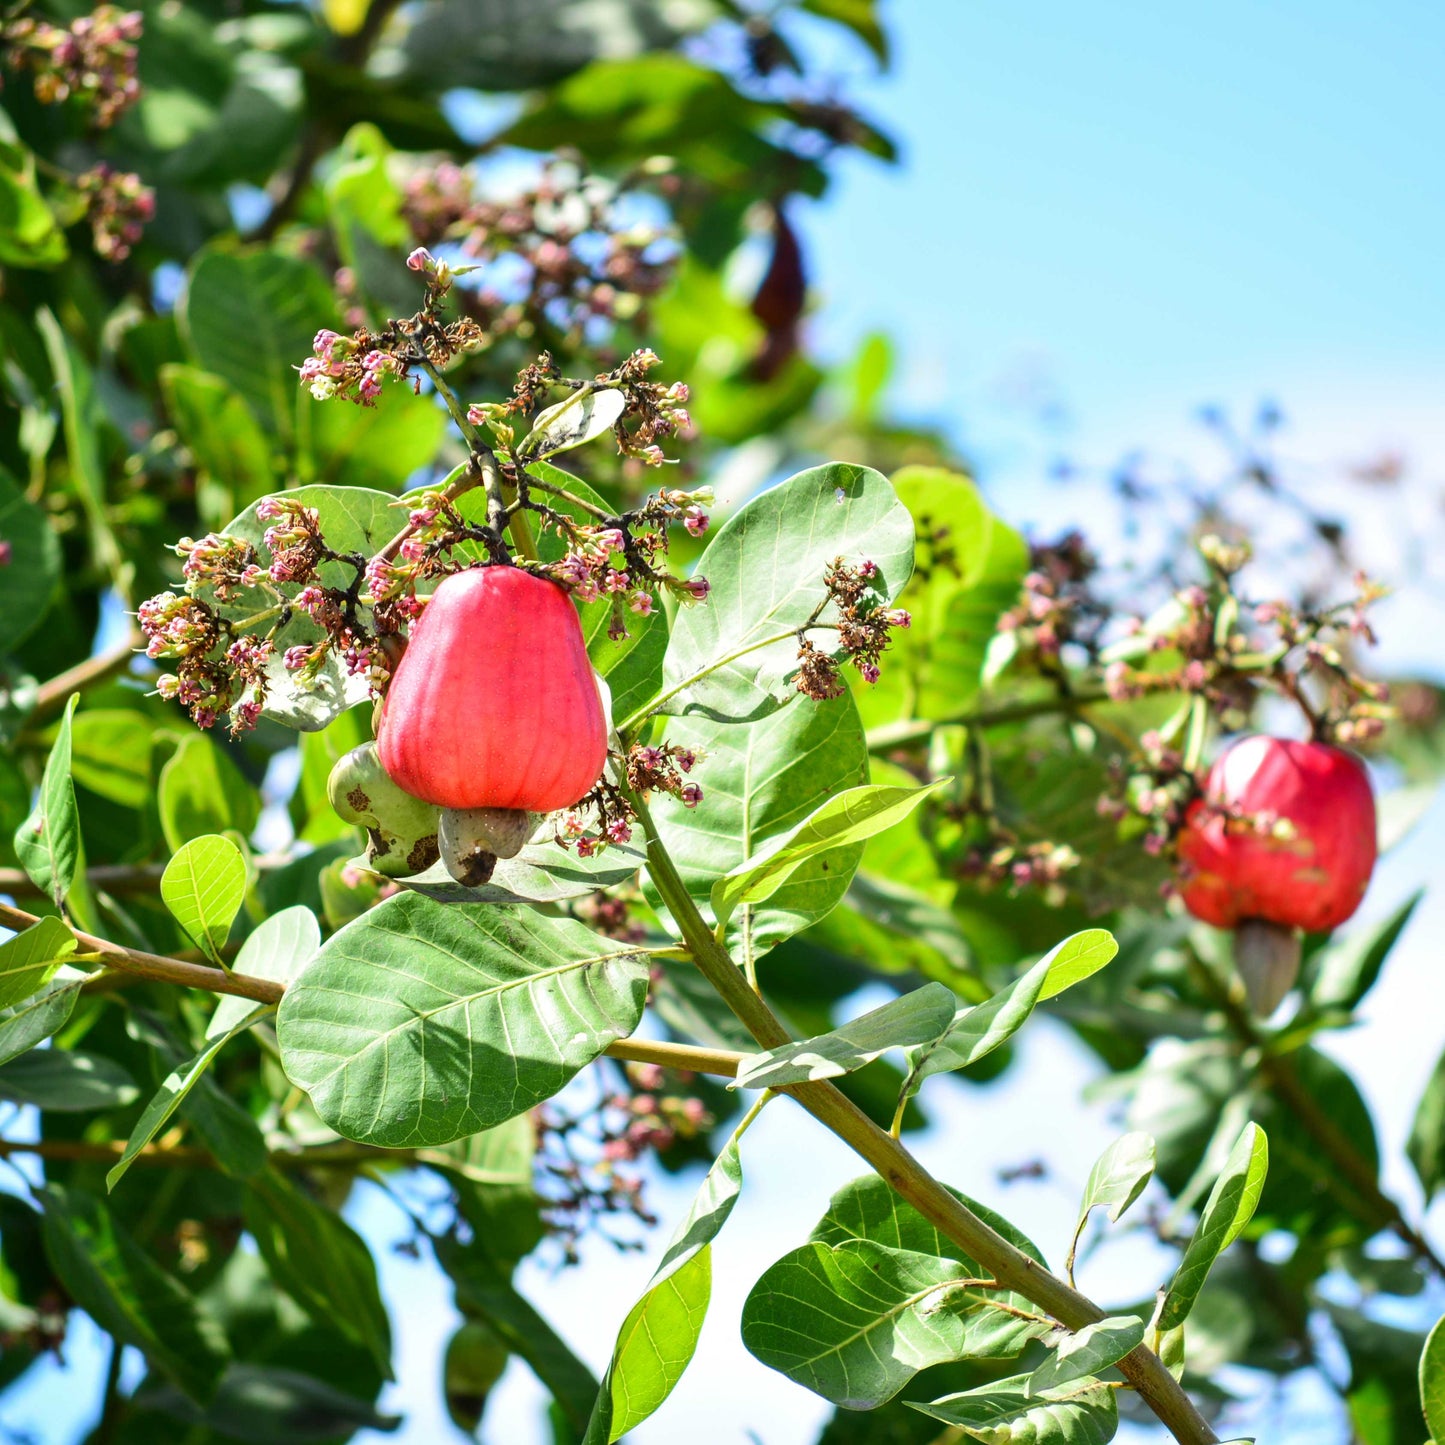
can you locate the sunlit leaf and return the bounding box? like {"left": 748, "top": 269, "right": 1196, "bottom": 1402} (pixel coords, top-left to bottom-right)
{"left": 160, "top": 834, "right": 248, "bottom": 965}
{"left": 276, "top": 892, "right": 650, "bottom": 1147}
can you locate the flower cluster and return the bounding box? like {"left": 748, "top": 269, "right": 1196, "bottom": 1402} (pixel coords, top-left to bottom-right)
{"left": 958, "top": 839, "right": 1081, "bottom": 907}
{"left": 73, "top": 163, "right": 153, "bottom": 260}
{"left": 793, "top": 557, "right": 910, "bottom": 700}
{"left": 398, "top": 157, "right": 674, "bottom": 354}
{"left": 140, "top": 497, "right": 399, "bottom": 734}
{"left": 297, "top": 329, "right": 408, "bottom": 406}
{"left": 2, "top": 5, "right": 141, "bottom": 127}
{"left": 1101, "top": 563, "right": 1391, "bottom": 747}
{"left": 533, "top": 1060, "right": 713, "bottom": 1263}
{"left": 543, "top": 484, "right": 711, "bottom": 636}
{"left": 997, "top": 532, "right": 1108, "bottom": 661}
{"left": 554, "top": 742, "right": 703, "bottom": 859}
{"left": 1096, "top": 728, "right": 1200, "bottom": 862}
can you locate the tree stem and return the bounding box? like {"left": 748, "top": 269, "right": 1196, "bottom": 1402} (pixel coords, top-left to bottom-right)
{"left": 34, "top": 637, "right": 143, "bottom": 722}
{"left": 629, "top": 790, "right": 1219, "bottom": 1445}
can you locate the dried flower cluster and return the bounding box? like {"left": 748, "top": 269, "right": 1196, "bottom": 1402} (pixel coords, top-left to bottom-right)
{"left": 533, "top": 1060, "right": 713, "bottom": 1263}
{"left": 794, "top": 557, "right": 910, "bottom": 700}
{"left": 140, "top": 498, "right": 390, "bottom": 735}
{"left": 997, "top": 532, "right": 1108, "bottom": 661}
{"left": 73, "top": 163, "right": 154, "bottom": 261}
{"left": 397, "top": 157, "right": 674, "bottom": 354}
{"left": 2, "top": 5, "right": 141, "bottom": 127}
{"left": 554, "top": 742, "right": 704, "bottom": 860}
{"left": 957, "top": 838, "right": 1081, "bottom": 907}
{"left": 1102, "top": 557, "right": 1390, "bottom": 747}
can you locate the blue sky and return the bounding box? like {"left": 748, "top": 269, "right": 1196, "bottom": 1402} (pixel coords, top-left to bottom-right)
{"left": 807, "top": 0, "right": 1445, "bottom": 513}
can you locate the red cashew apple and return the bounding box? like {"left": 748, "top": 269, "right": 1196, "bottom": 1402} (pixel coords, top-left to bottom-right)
{"left": 1177, "top": 735, "right": 1377, "bottom": 1013}
{"left": 377, "top": 565, "right": 608, "bottom": 823}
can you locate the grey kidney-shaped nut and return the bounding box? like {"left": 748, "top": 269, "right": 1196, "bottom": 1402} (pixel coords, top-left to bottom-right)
{"left": 438, "top": 806, "right": 539, "bottom": 889}
{"left": 327, "top": 741, "right": 441, "bottom": 878}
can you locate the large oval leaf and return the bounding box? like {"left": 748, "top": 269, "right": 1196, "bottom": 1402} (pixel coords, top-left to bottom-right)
{"left": 276, "top": 892, "right": 651, "bottom": 1147}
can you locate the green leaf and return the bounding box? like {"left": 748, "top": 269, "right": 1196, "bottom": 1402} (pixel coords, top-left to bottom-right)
{"left": 14, "top": 693, "right": 80, "bottom": 908}
{"left": 1070, "top": 1132, "right": 1156, "bottom": 1252}
{"left": 136, "top": 1363, "right": 400, "bottom": 1441}
{"left": 0, "top": 120, "right": 66, "bottom": 268}
{"left": 210, "top": 904, "right": 319, "bottom": 1039}
{"left": 0, "top": 1047, "right": 137, "bottom": 1110}
{"left": 587, "top": 1125, "right": 749, "bottom": 1442}
{"left": 899, "top": 931, "right": 1118, "bottom": 1107}
{"left": 399, "top": 831, "right": 648, "bottom": 906}
{"left": 711, "top": 778, "right": 948, "bottom": 932}
{"left": 0, "top": 975, "right": 83, "bottom": 1064}
{"left": 655, "top": 462, "right": 914, "bottom": 724}
{"left": 68, "top": 710, "right": 160, "bottom": 810}
{"left": 107, "top": 1004, "right": 271, "bottom": 1191}
{"left": 517, "top": 386, "right": 627, "bottom": 462}
{"left": 1308, "top": 890, "right": 1422, "bottom": 1014}
{"left": 0, "top": 470, "right": 60, "bottom": 644}
{"left": 160, "top": 364, "right": 278, "bottom": 527}
{"left": 907, "top": 1373, "right": 1120, "bottom": 1443}
{"left": 245, "top": 1168, "right": 393, "bottom": 1380}
{"left": 158, "top": 733, "right": 262, "bottom": 851}
{"left": 180, "top": 248, "right": 334, "bottom": 442}
{"left": 435, "top": 1228, "right": 598, "bottom": 1437}
{"left": 731, "top": 983, "right": 957, "bottom": 1091}
{"left": 0, "top": 916, "right": 77, "bottom": 1008}
{"left": 855, "top": 467, "right": 1028, "bottom": 732}
{"left": 1027, "top": 1316, "right": 1145, "bottom": 1396}
{"left": 742, "top": 1174, "right": 1050, "bottom": 1408}
{"left": 648, "top": 692, "right": 869, "bottom": 975}
{"left": 1158, "top": 1122, "right": 1269, "bottom": 1331}
{"left": 276, "top": 892, "right": 650, "bottom": 1147}
{"left": 1411, "top": 1042, "right": 1445, "bottom": 1202}
{"left": 160, "top": 834, "right": 248, "bottom": 964}
{"left": 742, "top": 1238, "right": 1007, "bottom": 1409}
{"left": 1421, "top": 1313, "right": 1445, "bottom": 1442}
{"left": 40, "top": 1184, "right": 230, "bottom": 1402}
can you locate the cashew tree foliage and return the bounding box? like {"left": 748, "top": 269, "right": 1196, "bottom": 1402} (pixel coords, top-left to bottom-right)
{"left": 1, "top": 3, "right": 1443, "bottom": 1444}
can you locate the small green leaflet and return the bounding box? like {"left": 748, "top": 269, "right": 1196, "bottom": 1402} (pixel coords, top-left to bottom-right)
{"left": 1158, "top": 1122, "right": 1269, "bottom": 1331}
{"left": 14, "top": 694, "right": 80, "bottom": 909}
{"left": 107, "top": 1004, "right": 271, "bottom": 1191}
{"left": 0, "top": 975, "right": 84, "bottom": 1065}
{"left": 710, "top": 778, "right": 949, "bottom": 933}
{"left": 1421, "top": 1313, "right": 1445, "bottom": 1442}
{"left": 907, "top": 1372, "right": 1120, "bottom": 1443}
{"left": 209, "top": 905, "right": 319, "bottom": 1039}
{"left": 160, "top": 835, "right": 248, "bottom": 965}
{"left": 1066, "top": 1132, "right": 1156, "bottom": 1278}
{"left": 898, "top": 930, "right": 1118, "bottom": 1110}
{"left": 516, "top": 385, "right": 626, "bottom": 462}
{"left": 1027, "top": 1316, "right": 1145, "bottom": 1396}
{"left": 585, "top": 1128, "right": 750, "bottom": 1442}
{"left": 0, "top": 916, "right": 78, "bottom": 1009}
{"left": 730, "top": 983, "right": 956, "bottom": 1091}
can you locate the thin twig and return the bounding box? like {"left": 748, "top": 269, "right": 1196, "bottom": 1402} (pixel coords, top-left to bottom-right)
{"left": 33, "top": 636, "right": 143, "bottom": 722}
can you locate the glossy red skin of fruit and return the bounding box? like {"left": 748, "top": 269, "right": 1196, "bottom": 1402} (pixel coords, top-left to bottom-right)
{"left": 1178, "top": 735, "right": 1376, "bottom": 933}
{"left": 377, "top": 566, "right": 607, "bottom": 813}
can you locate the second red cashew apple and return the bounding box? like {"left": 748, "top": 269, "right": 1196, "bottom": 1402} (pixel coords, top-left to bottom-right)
{"left": 1177, "top": 734, "right": 1378, "bottom": 1013}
